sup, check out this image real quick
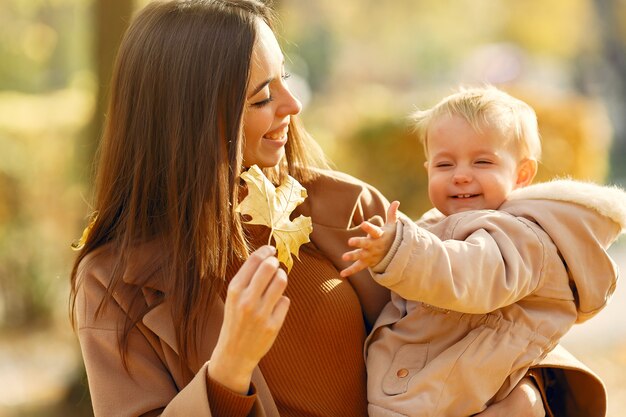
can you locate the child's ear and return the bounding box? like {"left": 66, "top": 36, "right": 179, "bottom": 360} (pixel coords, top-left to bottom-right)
{"left": 515, "top": 158, "right": 537, "bottom": 188}
{"left": 423, "top": 161, "right": 429, "bottom": 171}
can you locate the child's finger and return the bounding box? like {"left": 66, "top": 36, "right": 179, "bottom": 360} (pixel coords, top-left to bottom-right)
{"left": 340, "top": 260, "right": 368, "bottom": 277}
{"left": 387, "top": 201, "right": 400, "bottom": 225}
{"left": 348, "top": 236, "right": 370, "bottom": 248}
{"left": 342, "top": 249, "right": 362, "bottom": 262}
{"left": 360, "top": 221, "right": 383, "bottom": 238}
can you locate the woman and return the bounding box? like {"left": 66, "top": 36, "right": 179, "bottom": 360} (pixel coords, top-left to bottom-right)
{"left": 70, "top": 1, "right": 606, "bottom": 416}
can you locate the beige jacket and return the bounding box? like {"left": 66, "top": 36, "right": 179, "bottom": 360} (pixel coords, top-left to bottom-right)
{"left": 366, "top": 180, "right": 626, "bottom": 417}
{"left": 75, "top": 172, "right": 613, "bottom": 416}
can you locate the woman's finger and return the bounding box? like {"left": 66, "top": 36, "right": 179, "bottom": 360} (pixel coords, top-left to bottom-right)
{"left": 270, "top": 296, "right": 290, "bottom": 328}
{"left": 472, "top": 377, "right": 544, "bottom": 417}
{"left": 247, "top": 255, "right": 281, "bottom": 297}
{"left": 260, "top": 268, "right": 288, "bottom": 315}
{"left": 230, "top": 245, "right": 276, "bottom": 289}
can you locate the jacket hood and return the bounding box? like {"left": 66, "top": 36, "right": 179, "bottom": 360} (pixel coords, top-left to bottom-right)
{"left": 502, "top": 179, "right": 626, "bottom": 323}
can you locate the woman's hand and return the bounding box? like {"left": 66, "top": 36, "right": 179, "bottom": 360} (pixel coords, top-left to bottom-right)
{"left": 208, "top": 245, "right": 289, "bottom": 394}
{"left": 474, "top": 377, "right": 545, "bottom": 417}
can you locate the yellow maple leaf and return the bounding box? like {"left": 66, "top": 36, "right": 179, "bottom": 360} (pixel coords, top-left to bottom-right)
{"left": 235, "top": 165, "right": 312, "bottom": 272}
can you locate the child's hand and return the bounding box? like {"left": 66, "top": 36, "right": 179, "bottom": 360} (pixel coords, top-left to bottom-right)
{"left": 340, "top": 201, "right": 400, "bottom": 277}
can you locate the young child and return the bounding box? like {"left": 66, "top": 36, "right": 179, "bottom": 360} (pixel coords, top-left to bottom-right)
{"left": 340, "top": 86, "right": 626, "bottom": 417}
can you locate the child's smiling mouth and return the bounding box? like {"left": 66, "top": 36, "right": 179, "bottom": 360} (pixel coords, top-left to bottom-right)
{"left": 452, "top": 194, "right": 479, "bottom": 199}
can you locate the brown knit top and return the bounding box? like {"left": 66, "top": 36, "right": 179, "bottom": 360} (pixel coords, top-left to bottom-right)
{"left": 207, "top": 225, "right": 369, "bottom": 416}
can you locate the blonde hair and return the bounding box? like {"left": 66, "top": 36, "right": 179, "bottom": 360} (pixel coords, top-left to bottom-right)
{"left": 412, "top": 86, "right": 541, "bottom": 160}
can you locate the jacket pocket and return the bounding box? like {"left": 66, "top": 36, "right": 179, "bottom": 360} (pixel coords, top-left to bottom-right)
{"left": 382, "top": 343, "right": 428, "bottom": 395}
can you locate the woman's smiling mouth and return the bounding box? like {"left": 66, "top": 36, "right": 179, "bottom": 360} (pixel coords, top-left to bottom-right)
{"left": 264, "top": 125, "right": 288, "bottom": 141}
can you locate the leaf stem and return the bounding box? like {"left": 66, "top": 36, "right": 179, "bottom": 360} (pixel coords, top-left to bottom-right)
{"left": 263, "top": 177, "right": 275, "bottom": 247}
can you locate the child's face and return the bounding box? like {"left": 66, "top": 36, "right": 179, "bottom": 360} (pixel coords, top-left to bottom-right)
{"left": 425, "top": 114, "right": 534, "bottom": 216}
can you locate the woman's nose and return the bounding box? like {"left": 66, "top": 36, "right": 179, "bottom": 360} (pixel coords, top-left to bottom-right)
{"left": 277, "top": 84, "right": 302, "bottom": 117}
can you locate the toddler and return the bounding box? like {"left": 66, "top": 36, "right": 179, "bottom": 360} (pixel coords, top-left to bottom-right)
{"left": 341, "top": 86, "right": 626, "bottom": 417}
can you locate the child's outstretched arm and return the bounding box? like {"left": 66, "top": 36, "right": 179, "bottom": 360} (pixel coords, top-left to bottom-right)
{"left": 340, "top": 201, "right": 400, "bottom": 277}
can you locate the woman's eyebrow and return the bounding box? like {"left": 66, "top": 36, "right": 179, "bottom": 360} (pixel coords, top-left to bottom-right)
{"left": 247, "top": 59, "right": 286, "bottom": 99}
{"left": 248, "top": 78, "right": 273, "bottom": 98}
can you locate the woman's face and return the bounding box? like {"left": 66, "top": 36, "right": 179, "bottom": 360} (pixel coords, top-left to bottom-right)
{"left": 242, "top": 20, "right": 302, "bottom": 168}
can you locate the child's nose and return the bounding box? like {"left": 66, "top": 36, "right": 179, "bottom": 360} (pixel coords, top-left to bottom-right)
{"left": 453, "top": 169, "right": 472, "bottom": 184}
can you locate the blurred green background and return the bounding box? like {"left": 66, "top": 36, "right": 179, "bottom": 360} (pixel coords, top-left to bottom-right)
{"left": 1, "top": 0, "right": 625, "bottom": 415}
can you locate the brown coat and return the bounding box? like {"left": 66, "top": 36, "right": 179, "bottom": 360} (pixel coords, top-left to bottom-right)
{"left": 75, "top": 171, "right": 610, "bottom": 416}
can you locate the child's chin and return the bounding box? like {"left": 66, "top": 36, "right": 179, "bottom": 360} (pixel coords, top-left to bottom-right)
{"left": 447, "top": 205, "right": 480, "bottom": 215}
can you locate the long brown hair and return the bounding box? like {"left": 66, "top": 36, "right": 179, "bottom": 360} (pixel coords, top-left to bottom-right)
{"left": 70, "top": 0, "right": 327, "bottom": 370}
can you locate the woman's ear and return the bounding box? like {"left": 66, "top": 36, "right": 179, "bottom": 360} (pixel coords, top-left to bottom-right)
{"left": 515, "top": 158, "right": 538, "bottom": 189}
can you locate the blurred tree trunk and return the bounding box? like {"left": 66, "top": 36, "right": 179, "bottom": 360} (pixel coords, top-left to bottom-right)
{"left": 80, "top": 0, "right": 134, "bottom": 179}
{"left": 592, "top": 0, "right": 626, "bottom": 81}
{"left": 590, "top": 0, "right": 626, "bottom": 180}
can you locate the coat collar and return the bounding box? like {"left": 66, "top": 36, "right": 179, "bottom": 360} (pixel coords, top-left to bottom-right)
{"left": 508, "top": 179, "right": 626, "bottom": 231}
{"left": 118, "top": 240, "right": 224, "bottom": 367}
{"left": 120, "top": 239, "right": 167, "bottom": 292}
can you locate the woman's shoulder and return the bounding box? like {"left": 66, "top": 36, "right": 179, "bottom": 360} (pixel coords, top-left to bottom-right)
{"left": 75, "top": 244, "right": 119, "bottom": 288}
{"left": 78, "top": 241, "right": 165, "bottom": 285}
{"left": 304, "top": 167, "right": 378, "bottom": 191}
{"left": 74, "top": 241, "right": 167, "bottom": 329}
{"left": 302, "top": 168, "right": 389, "bottom": 211}
{"left": 299, "top": 168, "right": 389, "bottom": 228}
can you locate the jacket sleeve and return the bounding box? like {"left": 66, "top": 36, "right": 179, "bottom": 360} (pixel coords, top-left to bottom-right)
{"left": 531, "top": 345, "right": 607, "bottom": 417}
{"left": 75, "top": 272, "right": 258, "bottom": 417}
{"left": 373, "top": 210, "right": 551, "bottom": 314}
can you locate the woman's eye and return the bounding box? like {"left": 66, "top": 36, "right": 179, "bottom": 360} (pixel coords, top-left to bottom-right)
{"left": 250, "top": 73, "right": 291, "bottom": 107}
{"left": 251, "top": 96, "right": 273, "bottom": 107}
